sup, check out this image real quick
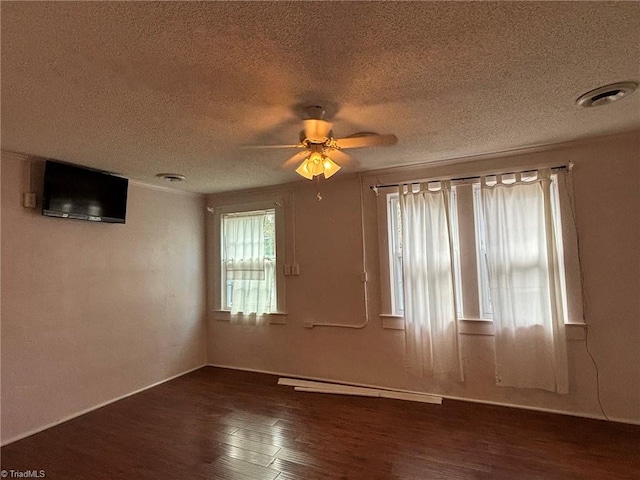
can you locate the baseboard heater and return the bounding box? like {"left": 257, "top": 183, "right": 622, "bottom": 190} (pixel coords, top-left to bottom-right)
{"left": 278, "top": 378, "right": 442, "bottom": 405}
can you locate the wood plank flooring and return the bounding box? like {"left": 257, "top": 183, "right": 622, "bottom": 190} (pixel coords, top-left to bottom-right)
{"left": 2, "top": 367, "right": 639, "bottom": 479}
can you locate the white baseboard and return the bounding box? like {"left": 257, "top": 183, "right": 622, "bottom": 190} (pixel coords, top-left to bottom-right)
{"left": 1, "top": 364, "right": 207, "bottom": 447}
{"left": 207, "top": 363, "right": 640, "bottom": 426}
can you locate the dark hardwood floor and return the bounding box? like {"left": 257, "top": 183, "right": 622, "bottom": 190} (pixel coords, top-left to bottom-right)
{"left": 2, "top": 367, "right": 639, "bottom": 479}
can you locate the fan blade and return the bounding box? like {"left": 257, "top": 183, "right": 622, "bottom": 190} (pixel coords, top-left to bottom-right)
{"left": 240, "top": 144, "right": 302, "bottom": 149}
{"left": 303, "top": 119, "right": 333, "bottom": 142}
{"left": 325, "top": 148, "right": 352, "bottom": 165}
{"left": 281, "top": 150, "right": 310, "bottom": 168}
{"left": 335, "top": 134, "right": 398, "bottom": 149}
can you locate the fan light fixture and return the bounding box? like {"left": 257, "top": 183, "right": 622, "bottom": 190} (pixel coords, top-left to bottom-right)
{"left": 295, "top": 150, "right": 341, "bottom": 180}
{"left": 241, "top": 104, "right": 398, "bottom": 182}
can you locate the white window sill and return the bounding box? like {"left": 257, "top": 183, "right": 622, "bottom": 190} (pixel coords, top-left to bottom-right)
{"left": 213, "top": 310, "right": 287, "bottom": 325}
{"left": 379, "top": 314, "right": 405, "bottom": 330}
{"left": 458, "top": 318, "right": 495, "bottom": 336}
{"left": 379, "top": 314, "right": 586, "bottom": 340}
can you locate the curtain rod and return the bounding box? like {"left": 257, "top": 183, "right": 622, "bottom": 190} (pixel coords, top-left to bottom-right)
{"left": 369, "top": 163, "right": 571, "bottom": 192}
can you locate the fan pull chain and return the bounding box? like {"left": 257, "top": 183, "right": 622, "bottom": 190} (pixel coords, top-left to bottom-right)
{"left": 316, "top": 175, "right": 323, "bottom": 201}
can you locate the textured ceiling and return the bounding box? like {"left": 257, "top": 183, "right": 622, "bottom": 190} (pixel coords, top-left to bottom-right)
{"left": 2, "top": 1, "right": 639, "bottom": 193}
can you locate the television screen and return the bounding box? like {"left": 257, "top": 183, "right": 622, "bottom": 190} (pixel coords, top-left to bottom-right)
{"left": 42, "top": 160, "right": 128, "bottom": 223}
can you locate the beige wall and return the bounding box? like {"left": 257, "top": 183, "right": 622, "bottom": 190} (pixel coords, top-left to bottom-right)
{"left": 1, "top": 152, "right": 207, "bottom": 444}
{"left": 206, "top": 131, "right": 640, "bottom": 424}
{"left": 1, "top": 130, "right": 637, "bottom": 446}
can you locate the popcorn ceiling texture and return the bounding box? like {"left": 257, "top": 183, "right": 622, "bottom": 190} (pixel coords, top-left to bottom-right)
{"left": 1, "top": 2, "right": 639, "bottom": 193}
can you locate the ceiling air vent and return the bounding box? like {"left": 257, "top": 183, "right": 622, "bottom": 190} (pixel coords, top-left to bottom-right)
{"left": 576, "top": 82, "right": 638, "bottom": 108}
{"left": 156, "top": 173, "right": 186, "bottom": 182}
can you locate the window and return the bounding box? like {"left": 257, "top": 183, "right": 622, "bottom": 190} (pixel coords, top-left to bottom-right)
{"left": 473, "top": 184, "right": 493, "bottom": 319}
{"left": 385, "top": 173, "right": 575, "bottom": 323}
{"left": 387, "top": 189, "right": 462, "bottom": 316}
{"left": 211, "top": 199, "right": 286, "bottom": 323}
{"left": 387, "top": 195, "right": 403, "bottom": 315}
{"left": 221, "top": 209, "right": 276, "bottom": 314}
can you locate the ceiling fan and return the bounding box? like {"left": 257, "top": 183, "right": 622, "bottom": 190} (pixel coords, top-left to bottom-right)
{"left": 245, "top": 106, "right": 398, "bottom": 180}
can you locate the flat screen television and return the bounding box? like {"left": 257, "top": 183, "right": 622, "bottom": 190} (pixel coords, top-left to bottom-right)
{"left": 42, "top": 160, "right": 129, "bottom": 223}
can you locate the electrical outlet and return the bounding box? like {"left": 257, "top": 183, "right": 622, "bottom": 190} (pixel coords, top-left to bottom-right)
{"left": 23, "top": 192, "right": 37, "bottom": 209}
{"left": 284, "top": 264, "right": 291, "bottom": 276}
{"left": 292, "top": 264, "right": 300, "bottom": 275}
{"left": 303, "top": 320, "right": 314, "bottom": 329}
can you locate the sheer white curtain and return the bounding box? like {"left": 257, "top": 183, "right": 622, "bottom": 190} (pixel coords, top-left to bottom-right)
{"left": 481, "top": 170, "right": 568, "bottom": 393}
{"left": 224, "top": 212, "right": 275, "bottom": 322}
{"left": 399, "top": 182, "right": 463, "bottom": 380}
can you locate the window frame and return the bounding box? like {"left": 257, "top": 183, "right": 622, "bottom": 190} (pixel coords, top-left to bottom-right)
{"left": 472, "top": 184, "right": 493, "bottom": 320}
{"left": 386, "top": 195, "right": 404, "bottom": 316}
{"left": 210, "top": 199, "right": 286, "bottom": 324}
